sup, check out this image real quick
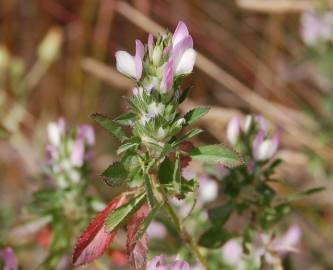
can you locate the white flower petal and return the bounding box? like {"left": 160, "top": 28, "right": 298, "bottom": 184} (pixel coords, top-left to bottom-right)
{"left": 115, "top": 50, "right": 136, "bottom": 78}
{"left": 47, "top": 122, "right": 61, "bottom": 146}
{"left": 175, "top": 48, "right": 196, "bottom": 76}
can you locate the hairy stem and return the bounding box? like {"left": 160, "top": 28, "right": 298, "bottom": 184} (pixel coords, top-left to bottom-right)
{"left": 164, "top": 199, "right": 213, "bottom": 270}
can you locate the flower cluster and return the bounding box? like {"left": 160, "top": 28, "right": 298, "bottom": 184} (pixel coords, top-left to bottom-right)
{"left": 46, "top": 118, "right": 95, "bottom": 188}
{"left": 301, "top": 10, "right": 333, "bottom": 46}
{"left": 72, "top": 20, "right": 243, "bottom": 270}
{"left": 221, "top": 225, "right": 301, "bottom": 269}
{"left": 115, "top": 21, "right": 196, "bottom": 152}
{"left": 21, "top": 119, "right": 99, "bottom": 269}
{"left": 227, "top": 115, "right": 280, "bottom": 162}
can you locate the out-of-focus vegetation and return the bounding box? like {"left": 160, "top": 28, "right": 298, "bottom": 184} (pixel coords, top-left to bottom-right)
{"left": 1, "top": 0, "right": 333, "bottom": 269}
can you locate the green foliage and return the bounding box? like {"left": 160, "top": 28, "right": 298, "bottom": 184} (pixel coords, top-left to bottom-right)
{"left": 91, "top": 113, "right": 127, "bottom": 142}
{"left": 207, "top": 203, "right": 234, "bottom": 227}
{"left": 105, "top": 193, "right": 146, "bottom": 232}
{"left": 102, "top": 162, "right": 129, "bottom": 187}
{"left": 184, "top": 107, "right": 209, "bottom": 125}
{"left": 198, "top": 227, "right": 235, "bottom": 249}
{"left": 189, "top": 144, "right": 243, "bottom": 167}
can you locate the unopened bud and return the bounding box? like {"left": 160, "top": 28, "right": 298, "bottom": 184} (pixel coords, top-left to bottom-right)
{"left": 152, "top": 45, "right": 163, "bottom": 66}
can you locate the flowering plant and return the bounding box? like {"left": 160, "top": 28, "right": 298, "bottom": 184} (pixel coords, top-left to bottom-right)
{"left": 72, "top": 21, "right": 242, "bottom": 270}
{"left": 10, "top": 119, "right": 101, "bottom": 269}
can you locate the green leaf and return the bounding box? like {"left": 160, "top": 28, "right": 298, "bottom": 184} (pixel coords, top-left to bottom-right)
{"left": 102, "top": 162, "right": 128, "bottom": 186}
{"left": 158, "top": 158, "right": 174, "bottom": 184}
{"left": 284, "top": 186, "right": 325, "bottom": 203}
{"left": 189, "top": 144, "right": 243, "bottom": 167}
{"left": 91, "top": 113, "right": 127, "bottom": 142}
{"left": 117, "top": 137, "right": 141, "bottom": 155}
{"left": 184, "top": 107, "right": 209, "bottom": 125}
{"left": 208, "top": 203, "right": 233, "bottom": 227}
{"left": 144, "top": 174, "right": 157, "bottom": 208}
{"left": 198, "top": 227, "right": 235, "bottom": 249}
{"left": 178, "top": 86, "right": 192, "bottom": 104}
{"left": 173, "top": 128, "right": 203, "bottom": 147}
{"left": 105, "top": 193, "right": 145, "bottom": 232}
{"left": 173, "top": 153, "right": 181, "bottom": 193}
{"left": 115, "top": 112, "right": 137, "bottom": 126}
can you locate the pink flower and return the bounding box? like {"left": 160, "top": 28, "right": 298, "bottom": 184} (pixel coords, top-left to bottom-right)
{"left": 171, "top": 21, "right": 197, "bottom": 76}
{"left": 0, "top": 247, "right": 18, "bottom": 270}
{"left": 78, "top": 125, "right": 95, "bottom": 146}
{"left": 115, "top": 39, "right": 144, "bottom": 80}
{"left": 252, "top": 130, "right": 280, "bottom": 161}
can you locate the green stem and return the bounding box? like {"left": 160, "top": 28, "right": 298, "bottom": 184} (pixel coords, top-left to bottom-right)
{"left": 164, "top": 199, "right": 213, "bottom": 270}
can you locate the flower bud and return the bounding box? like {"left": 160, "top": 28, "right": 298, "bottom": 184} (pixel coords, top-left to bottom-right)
{"left": 147, "top": 33, "right": 154, "bottom": 59}
{"left": 253, "top": 130, "right": 280, "bottom": 161}
{"left": 226, "top": 116, "right": 240, "bottom": 145}
{"left": 152, "top": 45, "right": 163, "bottom": 66}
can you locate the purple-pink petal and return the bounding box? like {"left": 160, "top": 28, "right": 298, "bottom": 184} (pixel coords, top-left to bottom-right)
{"left": 135, "top": 39, "right": 145, "bottom": 60}
{"left": 78, "top": 125, "right": 95, "bottom": 146}
{"left": 135, "top": 40, "right": 144, "bottom": 80}
{"left": 171, "top": 35, "right": 193, "bottom": 71}
{"left": 148, "top": 33, "right": 154, "bottom": 58}
{"left": 160, "top": 59, "right": 174, "bottom": 92}
{"left": 172, "top": 21, "right": 190, "bottom": 47}
{"left": 71, "top": 138, "right": 85, "bottom": 167}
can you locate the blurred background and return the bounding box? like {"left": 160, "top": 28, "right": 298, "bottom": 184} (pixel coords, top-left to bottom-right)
{"left": 1, "top": 0, "right": 333, "bottom": 269}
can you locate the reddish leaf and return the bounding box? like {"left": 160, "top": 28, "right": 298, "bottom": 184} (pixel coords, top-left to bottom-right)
{"left": 127, "top": 204, "right": 150, "bottom": 270}
{"left": 72, "top": 194, "right": 126, "bottom": 266}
